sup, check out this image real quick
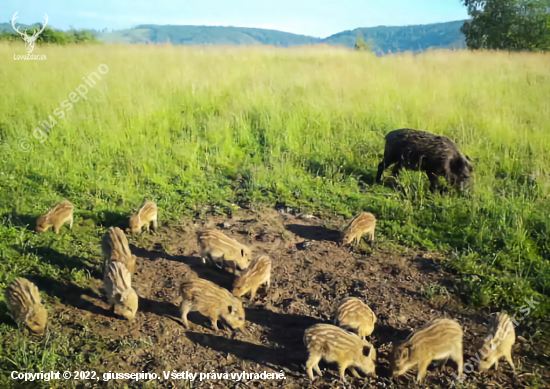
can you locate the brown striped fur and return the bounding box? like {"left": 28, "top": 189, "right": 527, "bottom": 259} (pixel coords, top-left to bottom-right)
{"left": 304, "top": 324, "right": 376, "bottom": 383}
{"left": 129, "top": 201, "right": 158, "bottom": 235}
{"left": 197, "top": 229, "right": 252, "bottom": 274}
{"left": 36, "top": 200, "right": 74, "bottom": 234}
{"left": 102, "top": 227, "right": 136, "bottom": 277}
{"left": 342, "top": 213, "right": 376, "bottom": 246}
{"left": 5, "top": 278, "right": 48, "bottom": 334}
{"left": 391, "top": 318, "right": 463, "bottom": 382}
{"left": 180, "top": 277, "right": 245, "bottom": 331}
{"left": 334, "top": 297, "right": 377, "bottom": 340}
{"left": 104, "top": 262, "right": 139, "bottom": 321}
{"left": 233, "top": 255, "right": 272, "bottom": 301}
{"left": 478, "top": 312, "right": 516, "bottom": 372}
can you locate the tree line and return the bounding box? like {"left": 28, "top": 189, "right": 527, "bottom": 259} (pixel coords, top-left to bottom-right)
{"left": 461, "top": 0, "right": 550, "bottom": 51}
{"left": 0, "top": 27, "right": 98, "bottom": 44}
{"left": 355, "top": 0, "right": 550, "bottom": 52}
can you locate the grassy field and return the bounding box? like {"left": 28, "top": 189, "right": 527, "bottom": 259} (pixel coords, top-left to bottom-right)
{"left": 0, "top": 42, "right": 549, "bottom": 386}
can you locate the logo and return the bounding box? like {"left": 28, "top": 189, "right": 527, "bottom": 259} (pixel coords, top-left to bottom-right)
{"left": 12, "top": 11, "right": 48, "bottom": 54}
{"left": 18, "top": 138, "right": 33, "bottom": 152}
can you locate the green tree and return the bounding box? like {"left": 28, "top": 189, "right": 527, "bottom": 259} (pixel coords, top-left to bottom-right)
{"left": 461, "top": 0, "right": 550, "bottom": 51}
{"left": 354, "top": 32, "right": 371, "bottom": 51}
{"left": 71, "top": 29, "right": 98, "bottom": 43}
{"left": 1, "top": 25, "right": 98, "bottom": 45}
{"left": 37, "top": 28, "right": 73, "bottom": 44}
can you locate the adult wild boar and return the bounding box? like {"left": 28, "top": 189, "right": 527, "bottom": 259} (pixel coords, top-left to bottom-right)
{"left": 376, "top": 129, "right": 472, "bottom": 193}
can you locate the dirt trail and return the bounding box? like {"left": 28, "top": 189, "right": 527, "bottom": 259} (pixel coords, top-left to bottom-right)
{"left": 39, "top": 208, "right": 546, "bottom": 388}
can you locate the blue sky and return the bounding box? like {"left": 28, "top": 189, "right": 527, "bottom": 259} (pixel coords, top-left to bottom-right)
{"left": 2, "top": 0, "right": 469, "bottom": 38}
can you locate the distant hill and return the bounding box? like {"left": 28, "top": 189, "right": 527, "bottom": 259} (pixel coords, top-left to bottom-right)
{"left": 324, "top": 20, "right": 467, "bottom": 55}
{"left": 1, "top": 20, "right": 468, "bottom": 54}
{"left": 97, "top": 25, "right": 321, "bottom": 47}
{"left": 96, "top": 20, "right": 467, "bottom": 54}
{"left": 0, "top": 21, "right": 35, "bottom": 33}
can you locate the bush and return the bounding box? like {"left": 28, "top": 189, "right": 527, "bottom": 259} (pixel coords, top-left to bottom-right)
{"left": 354, "top": 32, "right": 372, "bottom": 51}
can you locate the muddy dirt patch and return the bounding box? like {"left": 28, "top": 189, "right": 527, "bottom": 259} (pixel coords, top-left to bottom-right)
{"left": 41, "top": 208, "right": 548, "bottom": 388}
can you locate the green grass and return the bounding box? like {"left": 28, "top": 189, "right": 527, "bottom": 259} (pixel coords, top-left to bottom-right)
{"left": 0, "top": 42, "right": 549, "bottom": 386}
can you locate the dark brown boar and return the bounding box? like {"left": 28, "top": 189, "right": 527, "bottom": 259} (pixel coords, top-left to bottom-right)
{"left": 376, "top": 129, "right": 472, "bottom": 192}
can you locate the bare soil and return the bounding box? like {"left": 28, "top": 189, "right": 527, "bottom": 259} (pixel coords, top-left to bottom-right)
{"left": 33, "top": 208, "right": 548, "bottom": 388}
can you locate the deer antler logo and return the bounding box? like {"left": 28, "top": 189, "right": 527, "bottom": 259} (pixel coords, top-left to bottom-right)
{"left": 12, "top": 11, "right": 48, "bottom": 54}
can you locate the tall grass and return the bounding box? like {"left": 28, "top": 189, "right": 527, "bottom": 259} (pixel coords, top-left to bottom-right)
{"left": 0, "top": 43, "right": 549, "bottom": 370}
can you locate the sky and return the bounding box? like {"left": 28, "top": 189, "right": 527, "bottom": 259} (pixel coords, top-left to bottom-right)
{"left": 2, "top": 0, "right": 469, "bottom": 38}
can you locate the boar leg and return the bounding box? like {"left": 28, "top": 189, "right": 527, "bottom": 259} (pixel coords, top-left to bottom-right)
{"left": 210, "top": 318, "right": 219, "bottom": 331}
{"left": 350, "top": 367, "right": 361, "bottom": 378}
{"left": 479, "top": 353, "right": 496, "bottom": 371}
{"left": 391, "top": 163, "right": 402, "bottom": 177}
{"left": 249, "top": 285, "right": 259, "bottom": 301}
{"left": 179, "top": 301, "right": 192, "bottom": 329}
{"left": 208, "top": 254, "right": 218, "bottom": 268}
{"left": 428, "top": 174, "right": 440, "bottom": 193}
{"left": 452, "top": 350, "right": 464, "bottom": 378}
{"left": 368, "top": 230, "right": 375, "bottom": 247}
{"left": 305, "top": 354, "right": 322, "bottom": 379}
{"left": 338, "top": 362, "right": 350, "bottom": 383}
{"left": 313, "top": 361, "right": 323, "bottom": 377}
{"left": 205, "top": 254, "right": 221, "bottom": 269}
{"left": 376, "top": 159, "right": 387, "bottom": 183}
{"left": 505, "top": 352, "right": 515, "bottom": 372}
{"left": 229, "top": 260, "right": 238, "bottom": 275}
{"left": 416, "top": 359, "right": 431, "bottom": 383}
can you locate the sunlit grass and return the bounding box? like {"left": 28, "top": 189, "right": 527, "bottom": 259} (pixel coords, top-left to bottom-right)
{"left": 0, "top": 42, "right": 549, "bottom": 385}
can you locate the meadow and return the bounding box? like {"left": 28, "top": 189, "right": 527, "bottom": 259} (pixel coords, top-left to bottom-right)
{"left": 0, "top": 42, "right": 549, "bottom": 387}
